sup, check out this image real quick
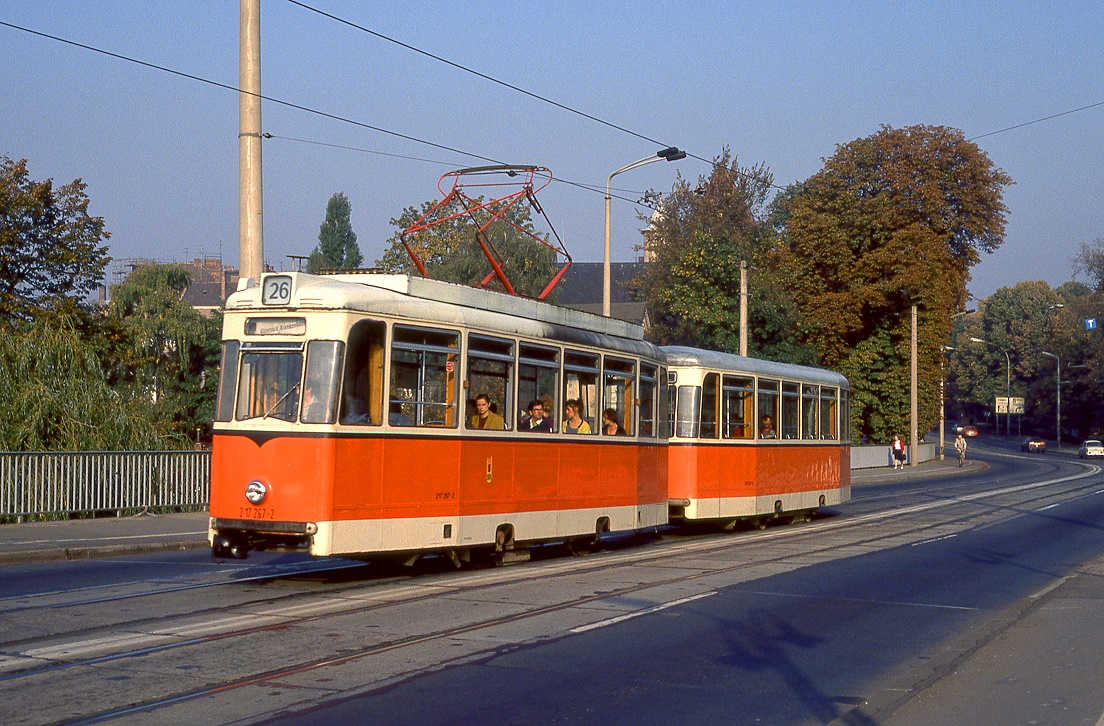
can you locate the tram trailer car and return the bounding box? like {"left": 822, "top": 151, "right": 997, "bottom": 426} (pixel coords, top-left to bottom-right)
{"left": 209, "top": 271, "right": 669, "bottom": 563}
{"left": 664, "top": 347, "right": 851, "bottom": 526}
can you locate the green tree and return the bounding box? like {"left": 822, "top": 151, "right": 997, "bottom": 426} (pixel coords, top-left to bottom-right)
{"left": 778, "top": 125, "right": 1012, "bottom": 442}
{"left": 377, "top": 195, "right": 558, "bottom": 299}
{"left": 108, "top": 264, "right": 220, "bottom": 440}
{"left": 0, "top": 156, "right": 111, "bottom": 323}
{"left": 0, "top": 316, "right": 180, "bottom": 451}
{"left": 307, "top": 192, "right": 362, "bottom": 272}
{"left": 630, "top": 150, "right": 813, "bottom": 362}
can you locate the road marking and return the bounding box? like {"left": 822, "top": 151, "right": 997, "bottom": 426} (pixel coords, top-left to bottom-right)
{"left": 569, "top": 591, "right": 716, "bottom": 633}
{"left": 1038, "top": 503, "right": 1062, "bottom": 511}
{"left": 911, "top": 534, "right": 957, "bottom": 546}
{"left": 3, "top": 531, "right": 207, "bottom": 546}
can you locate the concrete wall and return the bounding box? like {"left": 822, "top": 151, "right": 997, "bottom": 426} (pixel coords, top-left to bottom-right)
{"left": 851, "top": 443, "right": 936, "bottom": 469}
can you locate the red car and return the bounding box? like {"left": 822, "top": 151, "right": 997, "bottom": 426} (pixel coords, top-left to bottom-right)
{"left": 963, "top": 426, "right": 979, "bottom": 437}
{"left": 1020, "top": 437, "right": 1046, "bottom": 453}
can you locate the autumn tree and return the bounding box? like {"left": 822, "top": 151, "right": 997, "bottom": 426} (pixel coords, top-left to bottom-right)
{"left": 630, "top": 150, "right": 814, "bottom": 362}
{"left": 307, "top": 192, "right": 362, "bottom": 272}
{"left": 0, "top": 156, "right": 111, "bottom": 323}
{"left": 777, "top": 125, "right": 1012, "bottom": 442}
{"left": 376, "top": 195, "right": 558, "bottom": 299}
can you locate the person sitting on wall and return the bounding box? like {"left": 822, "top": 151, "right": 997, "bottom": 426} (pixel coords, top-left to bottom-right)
{"left": 468, "top": 393, "right": 506, "bottom": 430}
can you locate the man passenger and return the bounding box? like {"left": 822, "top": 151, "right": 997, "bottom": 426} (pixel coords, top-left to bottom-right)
{"left": 468, "top": 393, "right": 506, "bottom": 430}
{"left": 524, "top": 399, "right": 554, "bottom": 433}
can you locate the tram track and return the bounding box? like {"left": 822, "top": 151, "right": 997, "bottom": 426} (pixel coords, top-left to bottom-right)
{"left": 4, "top": 459, "right": 1102, "bottom": 724}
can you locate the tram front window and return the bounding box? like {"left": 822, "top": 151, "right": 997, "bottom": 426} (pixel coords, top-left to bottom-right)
{"left": 235, "top": 347, "right": 304, "bottom": 422}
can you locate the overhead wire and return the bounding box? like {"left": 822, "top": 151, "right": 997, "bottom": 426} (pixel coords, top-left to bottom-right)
{"left": 0, "top": 19, "right": 660, "bottom": 211}
{"left": 968, "top": 100, "right": 1104, "bottom": 141}
{"left": 284, "top": 0, "right": 783, "bottom": 191}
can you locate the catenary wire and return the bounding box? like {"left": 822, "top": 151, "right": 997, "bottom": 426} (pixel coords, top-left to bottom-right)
{"left": 968, "top": 100, "right": 1104, "bottom": 142}
{"left": 0, "top": 19, "right": 503, "bottom": 166}
{"left": 1, "top": 20, "right": 660, "bottom": 210}
{"left": 285, "top": 0, "right": 783, "bottom": 191}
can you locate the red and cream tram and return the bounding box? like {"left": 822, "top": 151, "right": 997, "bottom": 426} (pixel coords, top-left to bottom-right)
{"left": 209, "top": 271, "right": 668, "bottom": 562}
{"left": 664, "top": 347, "right": 850, "bottom": 525}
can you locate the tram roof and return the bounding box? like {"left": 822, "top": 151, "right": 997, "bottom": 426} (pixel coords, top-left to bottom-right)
{"left": 227, "top": 272, "right": 661, "bottom": 358}
{"left": 662, "top": 346, "right": 849, "bottom": 388}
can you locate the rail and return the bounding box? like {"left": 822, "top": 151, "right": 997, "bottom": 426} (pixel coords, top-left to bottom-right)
{"left": 0, "top": 451, "right": 210, "bottom": 521}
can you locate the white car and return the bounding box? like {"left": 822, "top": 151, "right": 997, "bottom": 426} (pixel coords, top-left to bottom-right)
{"left": 1078, "top": 440, "right": 1104, "bottom": 458}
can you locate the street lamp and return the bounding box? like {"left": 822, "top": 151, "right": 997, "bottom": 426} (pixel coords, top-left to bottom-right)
{"left": 603, "top": 147, "right": 686, "bottom": 317}
{"left": 940, "top": 346, "right": 955, "bottom": 459}
{"left": 1042, "top": 351, "right": 1060, "bottom": 450}
{"left": 970, "top": 337, "right": 1011, "bottom": 437}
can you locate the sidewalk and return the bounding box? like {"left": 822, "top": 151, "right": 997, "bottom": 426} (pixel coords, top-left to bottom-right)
{"left": 0, "top": 511, "right": 210, "bottom": 565}
{"left": 850, "top": 455, "right": 988, "bottom": 485}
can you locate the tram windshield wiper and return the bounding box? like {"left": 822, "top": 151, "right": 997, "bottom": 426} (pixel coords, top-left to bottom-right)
{"left": 262, "top": 383, "right": 300, "bottom": 420}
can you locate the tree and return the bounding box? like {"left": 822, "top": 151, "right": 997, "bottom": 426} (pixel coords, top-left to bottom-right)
{"left": 0, "top": 316, "right": 180, "bottom": 451}
{"left": 306, "top": 192, "right": 362, "bottom": 273}
{"left": 376, "top": 195, "right": 558, "bottom": 299}
{"left": 777, "top": 125, "right": 1013, "bottom": 442}
{"left": 0, "top": 156, "right": 111, "bottom": 323}
{"left": 630, "top": 150, "right": 814, "bottom": 362}
{"left": 108, "top": 264, "right": 220, "bottom": 440}
{"left": 1072, "top": 238, "right": 1104, "bottom": 293}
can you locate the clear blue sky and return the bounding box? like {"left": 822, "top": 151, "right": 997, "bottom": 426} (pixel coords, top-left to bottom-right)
{"left": 2, "top": 1, "right": 1101, "bottom": 299}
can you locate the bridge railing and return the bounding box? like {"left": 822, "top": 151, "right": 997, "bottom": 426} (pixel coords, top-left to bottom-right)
{"left": 0, "top": 451, "right": 210, "bottom": 520}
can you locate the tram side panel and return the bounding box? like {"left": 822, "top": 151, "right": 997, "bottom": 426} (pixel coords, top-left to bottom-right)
{"left": 755, "top": 444, "right": 846, "bottom": 512}
{"left": 669, "top": 444, "right": 757, "bottom": 520}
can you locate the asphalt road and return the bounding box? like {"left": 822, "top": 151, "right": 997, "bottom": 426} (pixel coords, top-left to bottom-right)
{"left": 2, "top": 440, "right": 1103, "bottom": 725}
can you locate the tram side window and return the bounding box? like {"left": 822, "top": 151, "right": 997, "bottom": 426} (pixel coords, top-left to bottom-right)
{"left": 518, "top": 343, "right": 560, "bottom": 432}
{"left": 659, "top": 367, "right": 670, "bottom": 439}
{"left": 700, "top": 372, "right": 719, "bottom": 439}
{"left": 235, "top": 346, "right": 303, "bottom": 422}
{"left": 603, "top": 357, "right": 635, "bottom": 435}
{"left": 757, "top": 379, "right": 779, "bottom": 439}
{"left": 781, "top": 382, "right": 800, "bottom": 439}
{"left": 802, "top": 384, "right": 819, "bottom": 440}
{"left": 301, "top": 340, "right": 344, "bottom": 424}
{"left": 675, "top": 385, "right": 700, "bottom": 438}
{"left": 820, "top": 387, "right": 838, "bottom": 439}
{"left": 466, "top": 334, "right": 513, "bottom": 430}
{"left": 340, "top": 321, "right": 385, "bottom": 426}
{"left": 215, "top": 341, "right": 239, "bottom": 422}
{"left": 564, "top": 350, "right": 599, "bottom": 435}
{"left": 841, "top": 389, "right": 851, "bottom": 442}
{"left": 639, "top": 364, "right": 658, "bottom": 438}
{"left": 722, "top": 375, "right": 754, "bottom": 440}
{"left": 389, "top": 326, "right": 459, "bottom": 427}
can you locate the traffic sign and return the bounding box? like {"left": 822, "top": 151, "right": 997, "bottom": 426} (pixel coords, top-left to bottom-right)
{"left": 995, "top": 397, "right": 1008, "bottom": 413}
{"left": 1010, "top": 397, "right": 1024, "bottom": 414}
{"left": 1088, "top": 318, "right": 1098, "bottom": 330}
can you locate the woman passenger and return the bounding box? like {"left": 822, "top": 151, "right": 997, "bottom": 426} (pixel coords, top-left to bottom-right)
{"left": 602, "top": 408, "right": 625, "bottom": 436}
{"left": 562, "top": 399, "right": 591, "bottom": 434}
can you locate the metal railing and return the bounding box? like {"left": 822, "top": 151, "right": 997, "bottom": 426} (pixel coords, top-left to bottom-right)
{"left": 0, "top": 451, "right": 210, "bottom": 520}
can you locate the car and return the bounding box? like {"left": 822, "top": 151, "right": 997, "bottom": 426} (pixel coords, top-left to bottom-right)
{"left": 1078, "top": 440, "right": 1104, "bottom": 458}
{"left": 1020, "top": 437, "right": 1046, "bottom": 453}
{"left": 963, "top": 425, "right": 979, "bottom": 437}
{"left": 953, "top": 424, "right": 965, "bottom": 435}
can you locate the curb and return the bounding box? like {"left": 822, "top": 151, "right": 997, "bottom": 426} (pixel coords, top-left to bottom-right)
{"left": 0, "top": 539, "right": 210, "bottom": 566}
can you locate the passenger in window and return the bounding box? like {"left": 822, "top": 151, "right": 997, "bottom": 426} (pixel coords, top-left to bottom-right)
{"left": 602, "top": 408, "right": 625, "bottom": 436}
{"left": 468, "top": 393, "right": 506, "bottom": 430}
{"left": 759, "top": 415, "right": 777, "bottom": 439}
{"left": 523, "top": 399, "right": 554, "bottom": 433}
{"left": 561, "top": 399, "right": 591, "bottom": 434}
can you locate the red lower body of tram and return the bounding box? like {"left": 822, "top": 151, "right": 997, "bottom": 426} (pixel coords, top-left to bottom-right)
{"left": 209, "top": 432, "right": 667, "bottom": 559}
{"left": 667, "top": 443, "right": 850, "bottom": 522}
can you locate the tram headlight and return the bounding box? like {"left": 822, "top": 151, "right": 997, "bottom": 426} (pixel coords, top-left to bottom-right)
{"left": 245, "top": 480, "right": 268, "bottom": 504}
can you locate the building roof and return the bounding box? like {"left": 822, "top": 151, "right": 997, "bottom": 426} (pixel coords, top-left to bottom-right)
{"left": 553, "top": 262, "right": 646, "bottom": 324}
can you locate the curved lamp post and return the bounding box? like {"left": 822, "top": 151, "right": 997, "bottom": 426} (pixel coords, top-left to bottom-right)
{"left": 970, "top": 337, "right": 1011, "bottom": 437}
{"left": 604, "top": 147, "right": 686, "bottom": 317}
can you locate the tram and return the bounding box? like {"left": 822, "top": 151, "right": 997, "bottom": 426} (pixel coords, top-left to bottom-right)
{"left": 664, "top": 347, "right": 851, "bottom": 525}
{"left": 208, "top": 271, "right": 669, "bottom": 562}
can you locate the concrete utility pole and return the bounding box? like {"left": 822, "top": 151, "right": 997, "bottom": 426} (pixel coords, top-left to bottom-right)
{"left": 910, "top": 305, "right": 918, "bottom": 466}
{"left": 239, "top": 0, "right": 264, "bottom": 284}
{"left": 739, "top": 260, "right": 748, "bottom": 357}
